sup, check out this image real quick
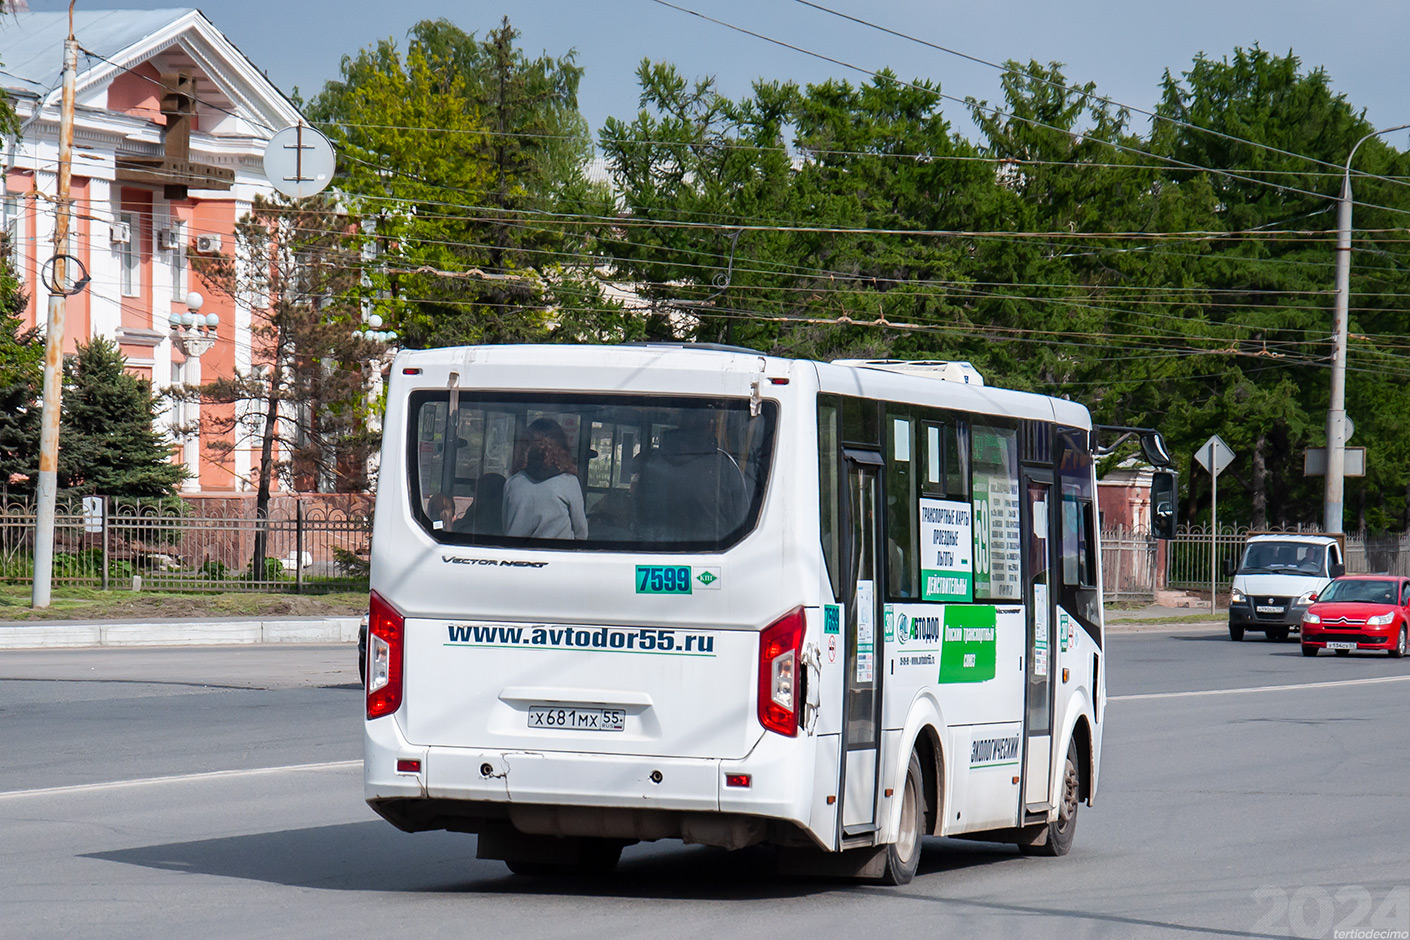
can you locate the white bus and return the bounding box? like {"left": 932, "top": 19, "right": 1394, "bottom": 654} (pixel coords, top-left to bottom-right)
{"left": 364, "top": 343, "right": 1110, "bottom": 883}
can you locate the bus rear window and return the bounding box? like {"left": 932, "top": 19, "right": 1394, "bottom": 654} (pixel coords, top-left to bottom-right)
{"left": 409, "top": 392, "right": 777, "bottom": 552}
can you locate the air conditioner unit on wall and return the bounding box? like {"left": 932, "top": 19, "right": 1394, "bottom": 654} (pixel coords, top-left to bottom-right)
{"left": 158, "top": 229, "right": 180, "bottom": 250}
{"left": 195, "top": 233, "right": 222, "bottom": 253}
{"left": 109, "top": 222, "right": 130, "bottom": 245}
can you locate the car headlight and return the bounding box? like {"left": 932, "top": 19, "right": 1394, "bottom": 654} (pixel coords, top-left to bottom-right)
{"left": 1230, "top": 588, "right": 1246, "bottom": 604}
{"left": 1367, "top": 612, "right": 1395, "bottom": 626}
{"left": 1302, "top": 612, "right": 1321, "bottom": 625}
{"left": 1295, "top": 591, "right": 1318, "bottom": 606}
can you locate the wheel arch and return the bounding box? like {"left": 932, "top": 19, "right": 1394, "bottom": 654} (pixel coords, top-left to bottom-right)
{"left": 912, "top": 722, "right": 944, "bottom": 836}
{"left": 883, "top": 693, "right": 948, "bottom": 844}
{"left": 1070, "top": 715, "right": 1093, "bottom": 805}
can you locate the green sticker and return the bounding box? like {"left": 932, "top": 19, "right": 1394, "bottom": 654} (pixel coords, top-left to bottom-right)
{"left": 939, "top": 605, "right": 997, "bottom": 683}
{"left": 823, "top": 605, "right": 841, "bottom": 634}
{"left": 635, "top": 565, "right": 693, "bottom": 594}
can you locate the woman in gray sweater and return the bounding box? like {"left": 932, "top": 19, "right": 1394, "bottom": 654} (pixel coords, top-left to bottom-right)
{"left": 502, "top": 418, "right": 588, "bottom": 540}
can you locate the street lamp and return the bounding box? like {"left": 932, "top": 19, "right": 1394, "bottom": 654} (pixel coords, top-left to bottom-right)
{"left": 169, "top": 290, "right": 218, "bottom": 358}
{"left": 1324, "top": 123, "right": 1410, "bottom": 534}
{"left": 352, "top": 311, "right": 398, "bottom": 346}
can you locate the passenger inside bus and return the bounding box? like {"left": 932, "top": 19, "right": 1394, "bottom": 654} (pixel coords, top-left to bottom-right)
{"left": 455, "top": 472, "right": 505, "bottom": 536}
{"left": 636, "top": 412, "right": 748, "bottom": 542}
{"left": 502, "top": 418, "right": 589, "bottom": 540}
{"left": 426, "top": 492, "right": 456, "bottom": 531}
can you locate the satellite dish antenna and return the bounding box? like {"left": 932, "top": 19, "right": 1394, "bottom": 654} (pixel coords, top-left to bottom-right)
{"left": 263, "top": 123, "right": 336, "bottom": 199}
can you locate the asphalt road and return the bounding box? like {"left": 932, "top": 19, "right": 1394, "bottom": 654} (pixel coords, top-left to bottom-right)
{"left": 4, "top": 631, "right": 1409, "bottom": 939}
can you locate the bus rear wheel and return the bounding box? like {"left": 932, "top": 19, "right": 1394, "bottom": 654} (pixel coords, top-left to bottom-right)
{"left": 1020, "top": 739, "right": 1079, "bottom": 858}
{"left": 503, "top": 837, "right": 624, "bottom": 877}
{"left": 879, "top": 750, "right": 926, "bottom": 885}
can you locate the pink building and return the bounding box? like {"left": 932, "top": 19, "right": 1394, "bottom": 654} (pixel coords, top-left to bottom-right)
{"left": 1, "top": 8, "right": 308, "bottom": 495}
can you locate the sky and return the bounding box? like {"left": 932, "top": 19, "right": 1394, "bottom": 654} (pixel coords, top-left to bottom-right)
{"left": 23, "top": 0, "right": 1410, "bottom": 150}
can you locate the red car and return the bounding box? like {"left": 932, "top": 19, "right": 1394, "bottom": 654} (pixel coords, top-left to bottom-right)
{"left": 1301, "top": 575, "right": 1410, "bottom": 657}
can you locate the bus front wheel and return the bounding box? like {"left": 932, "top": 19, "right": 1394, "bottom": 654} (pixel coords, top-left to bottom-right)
{"left": 879, "top": 750, "right": 926, "bottom": 885}
{"left": 1020, "top": 739, "right": 1079, "bottom": 858}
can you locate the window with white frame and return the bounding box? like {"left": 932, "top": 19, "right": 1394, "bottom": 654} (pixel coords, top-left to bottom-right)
{"left": 3, "top": 195, "right": 21, "bottom": 278}
{"left": 170, "top": 219, "right": 187, "bottom": 299}
{"left": 120, "top": 211, "right": 139, "bottom": 297}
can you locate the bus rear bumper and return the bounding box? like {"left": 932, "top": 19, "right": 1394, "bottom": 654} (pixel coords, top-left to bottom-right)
{"left": 365, "top": 718, "right": 817, "bottom": 847}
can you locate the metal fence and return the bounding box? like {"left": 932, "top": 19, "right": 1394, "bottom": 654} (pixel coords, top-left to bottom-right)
{"left": 1100, "top": 526, "right": 1158, "bottom": 603}
{"left": 1164, "top": 523, "right": 1410, "bottom": 594}
{"left": 0, "top": 496, "right": 372, "bottom": 593}
{"left": 9, "top": 494, "right": 1408, "bottom": 602}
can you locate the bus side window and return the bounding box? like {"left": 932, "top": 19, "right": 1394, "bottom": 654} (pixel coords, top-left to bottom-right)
{"left": 887, "top": 412, "right": 917, "bottom": 599}
{"left": 921, "top": 418, "right": 967, "bottom": 500}
{"left": 818, "top": 398, "right": 844, "bottom": 601}
{"left": 1062, "top": 490, "right": 1097, "bottom": 589}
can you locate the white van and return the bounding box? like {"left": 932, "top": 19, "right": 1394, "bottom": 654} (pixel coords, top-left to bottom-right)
{"left": 1227, "top": 534, "right": 1345, "bottom": 641}
{"left": 364, "top": 344, "right": 1109, "bottom": 882}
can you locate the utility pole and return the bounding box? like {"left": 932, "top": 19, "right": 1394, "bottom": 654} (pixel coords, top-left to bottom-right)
{"left": 31, "top": 7, "right": 78, "bottom": 609}
{"left": 1324, "top": 122, "right": 1410, "bottom": 535}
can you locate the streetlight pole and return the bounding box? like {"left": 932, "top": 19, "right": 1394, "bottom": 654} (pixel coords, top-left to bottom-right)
{"left": 1324, "top": 122, "right": 1410, "bottom": 535}
{"left": 31, "top": 14, "right": 78, "bottom": 609}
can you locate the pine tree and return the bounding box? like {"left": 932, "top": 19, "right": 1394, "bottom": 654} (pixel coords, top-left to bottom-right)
{"left": 58, "top": 338, "right": 185, "bottom": 497}
{"left": 0, "top": 255, "right": 39, "bottom": 491}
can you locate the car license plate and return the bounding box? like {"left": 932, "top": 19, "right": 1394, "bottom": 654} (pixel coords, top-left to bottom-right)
{"left": 1256, "top": 605, "right": 1284, "bottom": 614}
{"left": 1326, "top": 641, "right": 1358, "bottom": 651}
{"left": 527, "top": 706, "right": 625, "bottom": 732}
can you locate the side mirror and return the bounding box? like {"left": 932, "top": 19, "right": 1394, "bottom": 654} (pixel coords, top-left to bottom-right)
{"left": 1330, "top": 561, "right": 1345, "bottom": 577}
{"left": 1141, "top": 432, "right": 1172, "bottom": 468}
{"left": 1307, "top": 594, "right": 1318, "bottom": 603}
{"left": 1150, "top": 469, "right": 1178, "bottom": 540}
{"left": 1223, "top": 558, "right": 1236, "bottom": 577}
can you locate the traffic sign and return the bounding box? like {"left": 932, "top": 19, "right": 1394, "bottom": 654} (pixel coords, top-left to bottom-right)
{"left": 1194, "top": 435, "right": 1235, "bottom": 477}
{"left": 1304, "top": 447, "right": 1365, "bottom": 477}
{"left": 263, "top": 124, "right": 335, "bottom": 199}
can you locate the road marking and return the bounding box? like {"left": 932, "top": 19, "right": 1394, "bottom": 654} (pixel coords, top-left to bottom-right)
{"left": 0, "top": 759, "right": 360, "bottom": 800}
{"left": 1111, "top": 673, "right": 1410, "bottom": 702}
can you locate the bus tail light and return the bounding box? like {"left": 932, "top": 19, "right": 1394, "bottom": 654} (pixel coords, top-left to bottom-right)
{"left": 367, "top": 590, "right": 405, "bottom": 720}
{"left": 758, "top": 606, "right": 805, "bottom": 737}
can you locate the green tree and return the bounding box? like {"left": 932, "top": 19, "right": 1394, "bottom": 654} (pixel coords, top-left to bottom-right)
{"left": 307, "top": 17, "right": 620, "bottom": 347}
{"left": 1149, "top": 47, "right": 1405, "bottom": 528}
{"left": 56, "top": 338, "right": 185, "bottom": 497}
{"left": 600, "top": 65, "right": 983, "bottom": 359}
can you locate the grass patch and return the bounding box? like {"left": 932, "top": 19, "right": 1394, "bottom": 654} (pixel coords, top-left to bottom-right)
{"left": 0, "top": 584, "right": 367, "bottom": 622}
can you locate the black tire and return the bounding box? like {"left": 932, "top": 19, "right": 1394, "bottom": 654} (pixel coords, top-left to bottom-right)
{"left": 1390, "top": 626, "right": 1407, "bottom": 659}
{"left": 504, "top": 838, "right": 623, "bottom": 877}
{"left": 879, "top": 750, "right": 926, "bottom": 885}
{"left": 1267, "top": 627, "right": 1289, "bottom": 642}
{"left": 1020, "top": 739, "right": 1080, "bottom": 858}
{"left": 1228, "top": 624, "right": 1244, "bottom": 641}
{"left": 1301, "top": 644, "right": 1318, "bottom": 657}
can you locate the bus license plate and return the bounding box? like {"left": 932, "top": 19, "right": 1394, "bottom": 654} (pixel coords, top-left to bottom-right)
{"left": 1326, "top": 642, "right": 1358, "bottom": 650}
{"left": 527, "top": 706, "right": 626, "bottom": 732}
{"left": 1256, "top": 605, "right": 1284, "bottom": 614}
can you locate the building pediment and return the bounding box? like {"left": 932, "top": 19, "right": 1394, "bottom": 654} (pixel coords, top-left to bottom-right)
{"left": 0, "top": 9, "right": 304, "bottom": 138}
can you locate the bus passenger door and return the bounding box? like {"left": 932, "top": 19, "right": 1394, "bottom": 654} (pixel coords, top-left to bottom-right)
{"left": 840, "top": 452, "right": 884, "bottom": 839}
{"left": 1022, "top": 469, "right": 1055, "bottom": 816}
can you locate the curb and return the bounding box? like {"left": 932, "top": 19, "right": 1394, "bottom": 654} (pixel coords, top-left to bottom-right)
{"left": 0, "top": 613, "right": 1222, "bottom": 650}
{"left": 1105, "top": 619, "right": 1225, "bottom": 634}
{"left": 0, "top": 616, "right": 361, "bottom": 650}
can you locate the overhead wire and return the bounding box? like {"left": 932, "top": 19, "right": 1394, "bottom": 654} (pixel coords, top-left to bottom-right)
{"left": 788, "top": 0, "right": 1410, "bottom": 189}
{"left": 645, "top": 0, "right": 1410, "bottom": 219}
